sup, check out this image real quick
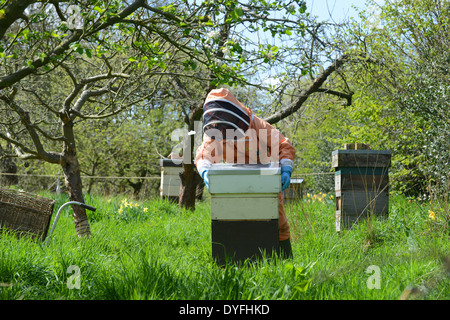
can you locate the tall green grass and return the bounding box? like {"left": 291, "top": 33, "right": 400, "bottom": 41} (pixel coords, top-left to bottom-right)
{"left": 0, "top": 192, "right": 449, "bottom": 300}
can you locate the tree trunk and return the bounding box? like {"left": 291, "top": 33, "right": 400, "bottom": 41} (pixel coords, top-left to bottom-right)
{"left": 196, "top": 179, "right": 205, "bottom": 200}
{"left": 179, "top": 162, "right": 202, "bottom": 210}
{"left": 127, "top": 169, "right": 147, "bottom": 198}
{"left": 178, "top": 120, "right": 202, "bottom": 211}
{"left": 61, "top": 117, "right": 91, "bottom": 237}
{"left": 61, "top": 155, "right": 91, "bottom": 237}
{"left": 171, "top": 78, "right": 210, "bottom": 211}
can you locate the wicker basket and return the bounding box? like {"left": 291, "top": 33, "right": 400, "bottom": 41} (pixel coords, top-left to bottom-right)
{"left": 0, "top": 187, "right": 55, "bottom": 240}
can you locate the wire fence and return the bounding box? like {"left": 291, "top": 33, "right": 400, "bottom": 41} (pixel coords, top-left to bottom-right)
{"left": 0, "top": 171, "right": 334, "bottom": 179}
{"left": 0, "top": 172, "right": 161, "bottom": 180}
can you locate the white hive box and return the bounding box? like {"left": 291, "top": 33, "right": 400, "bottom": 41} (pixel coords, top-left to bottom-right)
{"left": 208, "top": 163, "right": 281, "bottom": 194}
{"left": 160, "top": 159, "right": 182, "bottom": 199}
{"left": 208, "top": 163, "right": 281, "bottom": 220}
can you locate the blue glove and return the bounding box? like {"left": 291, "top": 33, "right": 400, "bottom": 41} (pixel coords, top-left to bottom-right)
{"left": 201, "top": 170, "right": 210, "bottom": 190}
{"left": 281, "top": 166, "right": 292, "bottom": 191}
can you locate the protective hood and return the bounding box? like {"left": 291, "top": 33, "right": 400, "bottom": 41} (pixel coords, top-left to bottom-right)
{"left": 202, "top": 89, "right": 251, "bottom": 141}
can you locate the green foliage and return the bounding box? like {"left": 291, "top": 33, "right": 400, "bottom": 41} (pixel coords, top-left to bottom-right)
{"left": 298, "top": 0, "right": 450, "bottom": 199}
{"left": 379, "top": 0, "right": 449, "bottom": 198}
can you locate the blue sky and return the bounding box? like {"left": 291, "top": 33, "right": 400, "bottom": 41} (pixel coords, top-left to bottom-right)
{"left": 306, "top": 0, "right": 384, "bottom": 22}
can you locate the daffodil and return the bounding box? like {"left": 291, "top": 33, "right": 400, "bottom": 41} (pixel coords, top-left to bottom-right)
{"left": 428, "top": 210, "right": 436, "bottom": 220}
{"left": 118, "top": 208, "right": 123, "bottom": 214}
{"left": 143, "top": 207, "right": 148, "bottom": 213}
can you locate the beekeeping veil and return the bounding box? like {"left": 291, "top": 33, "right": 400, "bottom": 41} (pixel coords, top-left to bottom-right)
{"left": 202, "top": 89, "right": 251, "bottom": 141}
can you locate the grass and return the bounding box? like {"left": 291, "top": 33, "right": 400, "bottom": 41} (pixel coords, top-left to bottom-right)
{"left": 0, "top": 191, "right": 449, "bottom": 300}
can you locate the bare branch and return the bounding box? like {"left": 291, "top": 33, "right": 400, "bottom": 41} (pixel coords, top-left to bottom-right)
{"left": 72, "top": 87, "right": 111, "bottom": 113}
{"left": 69, "top": 106, "right": 125, "bottom": 120}
{"left": 64, "top": 72, "right": 130, "bottom": 111}
{"left": 264, "top": 54, "right": 350, "bottom": 124}
{"left": 0, "top": 127, "right": 38, "bottom": 159}
{"left": 0, "top": 94, "right": 61, "bottom": 163}
{"left": 316, "top": 88, "right": 353, "bottom": 106}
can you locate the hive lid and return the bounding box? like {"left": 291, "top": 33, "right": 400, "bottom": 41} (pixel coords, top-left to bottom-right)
{"left": 331, "top": 150, "right": 392, "bottom": 156}
{"left": 160, "top": 158, "right": 183, "bottom": 167}
{"left": 209, "top": 162, "right": 280, "bottom": 175}
{"left": 332, "top": 150, "right": 392, "bottom": 168}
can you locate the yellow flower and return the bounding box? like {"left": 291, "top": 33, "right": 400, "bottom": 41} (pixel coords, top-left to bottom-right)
{"left": 118, "top": 208, "right": 123, "bottom": 214}
{"left": 143, "top": 207, "right": 148, "bottom": 213}
{"left": 428, "top": 210, "right": 436, "bottom": 220}
{"left": 307, "top": 193, "right": 311, "bottom": 198}
{"left": 134, "top": 204, "right": 139, "bottom": 208}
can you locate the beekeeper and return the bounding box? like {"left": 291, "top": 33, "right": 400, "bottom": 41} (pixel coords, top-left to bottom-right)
{"left": 195, "top": 88, "right": 296, "bottom": 258}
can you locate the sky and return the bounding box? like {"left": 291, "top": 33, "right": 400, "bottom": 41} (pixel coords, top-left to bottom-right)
{"left": 305, "top": 0, "right": 384, "bottom": 23}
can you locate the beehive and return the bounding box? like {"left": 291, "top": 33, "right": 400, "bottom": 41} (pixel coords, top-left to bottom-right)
{"left": 332, "top": 146, "right": 391, "bottom": 231}
{"left": 283, "top": 178, "right": 304, "bottom": 202}
{"left": 160, "top": 159, "right": 182, "bottom": 201}
{"left": 208, "top": 163, "right": 281, "bottom": 264}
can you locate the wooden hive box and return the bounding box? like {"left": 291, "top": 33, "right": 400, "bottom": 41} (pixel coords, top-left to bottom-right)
{"left": 208, "top": 163, "right": 281, "bottom": 264}
{"left": 160, "top": 159, "right": 183, "bottom": 201}
{"left": 283, "top": 178, "right": 304, "bottom": 202}
{"left": 332, "top": 147, "right": 391, "bottom": 231}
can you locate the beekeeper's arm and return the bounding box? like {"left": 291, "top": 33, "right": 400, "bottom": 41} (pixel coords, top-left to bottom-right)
{"left": 195, "top": 136, "right": 223, "bottom": 190}
{"left": 252, "top": 116, "right": 296, "bottom": 191}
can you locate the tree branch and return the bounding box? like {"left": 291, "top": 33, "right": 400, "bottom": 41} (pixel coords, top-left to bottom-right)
{"left": 316, "top": 88, "right": 353, "bottom": 106}
{"left": 0, "top": 127, "right": 38, "bottom": 159}
{"left": 0, "top": 95, "right": 61, "bottom": 163}
{"left": 0, "top": 0, "right": 145, "bottom": 90}
{"left": 64, "top": 72, "right": 130, "bottom": 112}
{"left": 264, "top": 54, "right": 350, "bottom": 124}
